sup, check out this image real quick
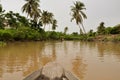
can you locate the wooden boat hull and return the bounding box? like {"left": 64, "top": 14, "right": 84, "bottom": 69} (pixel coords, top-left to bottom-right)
{"left": 23, "top": 62, "right": 79, "bottom": 80}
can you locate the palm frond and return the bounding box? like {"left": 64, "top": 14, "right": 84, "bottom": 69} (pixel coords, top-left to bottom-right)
{"left": 80, "top": 11, "right": 87, "bottom": 19}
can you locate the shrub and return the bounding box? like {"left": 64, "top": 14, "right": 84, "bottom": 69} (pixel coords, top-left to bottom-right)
{"left": 0, "top": 29, "right": 13, "bottom": 41}
{"left": 13, "top": 31, "right": 26, "bottom": 41}
{"left": 47, "top": 31, "right": 59, "bottom": 40}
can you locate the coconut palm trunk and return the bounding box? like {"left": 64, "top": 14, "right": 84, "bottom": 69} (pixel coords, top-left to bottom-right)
{"left": 78, "top": 24, "right": 83, "bottom": 34}
{"left": 81, "top": 23, "right": 86, "bottom": 34}
{"left": 44, "top": 24, "right": 46, "bottom": 31}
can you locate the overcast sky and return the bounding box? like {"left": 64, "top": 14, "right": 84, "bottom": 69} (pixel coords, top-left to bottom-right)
{"left": 1, "top": 0, "right": 120, "bottom": 33}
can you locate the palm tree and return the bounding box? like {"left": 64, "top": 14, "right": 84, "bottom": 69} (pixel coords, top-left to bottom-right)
{"left": 0, "top": 4, "right": 4, "bottom": 29}
{"left": 64, "top": 27, "right": 68, "bottom": 34}
{"left": 40, "top": 10, "right": 54, "bottom": 30}
{"left": 52, "top": 19, "right": 57, "bottom": 31}
{"left": 22, "top": 0, "right": 41, "bottom": 21}
{"left": 71, "top": 1, "right": 87, "bottom": 34}
{"left": 0, "top": 3, "right": 2, "bottom": 13}
{"left": 0, "top": 2, "right": 5, "bottom": 13}
{"left": 97, "top": 22, "right": 105, "bottom": 35}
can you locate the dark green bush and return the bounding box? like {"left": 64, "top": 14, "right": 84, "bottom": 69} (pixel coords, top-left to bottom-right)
{"left": 46, "top": 31, "right": 59, "bottom": 40}
{"left": 13, "top": 31, "right": 26, "bottom": 40}
{"left": 0, "top": 30, "right": 13, "bottom": 41}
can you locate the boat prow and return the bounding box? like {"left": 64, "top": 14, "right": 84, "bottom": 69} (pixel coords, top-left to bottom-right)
{"left": 23, "top": 62, "right": 79, "bottom": 80}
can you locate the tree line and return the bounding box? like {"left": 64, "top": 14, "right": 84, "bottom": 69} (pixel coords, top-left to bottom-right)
{"left": 0, "top": 0, "right": 120, "bottom": 42}
{"left": 0, "top": 0, "right": 88, "bottom": 41}
{"left": 88, "top": 22, "right": 120, "bottom": 36}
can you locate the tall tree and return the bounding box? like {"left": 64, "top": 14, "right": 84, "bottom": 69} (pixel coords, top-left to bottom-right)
{"left": 64, "top": 27, "right": 68, "bottom": 34}
{"left": 97, "top": 22, "right": 105, "bottom": 35}
{"left": 22, "top": 0, "right": 41, "bottom": 21}
{"left": 40, "top": 10, "right": 54, "bottom": 30}
{"left": 52, "top": 19, "right": 57, "bottom": 31}
{"left": 71, "top": 1, "right": 87, "bottom": 34}
{"left": 0, "top": 3, "right": 5, "bottom": 29}
{"left": 0, "top": 3, "right": 2, "bottom": 13}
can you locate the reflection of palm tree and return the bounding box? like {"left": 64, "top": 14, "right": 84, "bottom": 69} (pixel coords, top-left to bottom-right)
{"left": 96, "top": 42, "right": 120, "bottom": 61}
{"left": 72, "top": 56, "right": 87, "bottom": 79}
{"left": 51, "top": 42, "right": 56, "bottom": 59}
{"left": 97, "top": 43, "right": 105, "bottom": 58}
{"left": 39, "top": 42, "right": 57, "bottom": 66}
{"left": 64, "top": 41, "right": 68, "bottom": 54}
{"left": 71, "top": 1, "right": 87, "bottom": 34}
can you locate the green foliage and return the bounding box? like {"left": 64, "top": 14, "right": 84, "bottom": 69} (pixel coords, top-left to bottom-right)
{"left": 0, "top": 17, "right": 4, "bottom": 29}
{"left": 13, "top": 27, "right": 42, "bottom": 41}
{"left": 45, "top": 31, "right": 63, "bottom": 40}
{"left": 30, "top": 20, "right": 42, "bottom": 29}
{"left": 49, "top": 31, "right": 59, "bottom": 40}
{"left": 2, "top": 32, "right": 13, "bottom": 41}
{"left": 105, "top": 27, "right": 113, "bottom": 34}
{"left": 110, "top": 24, "right": 120, "bottom": 34}
{"left": 97, "top": 22, "right": 105, "bottom": 35}
{"left": 0, "top": 29, "right": 14, "bottom": 41}
{"left": 4, "top": 11, "right": 30, "bottom": 29}
{"left": 88, "top": 29, "right": 96, "bottom": 37}
{"left": 72, "top": 32, "right": 78, "bottom": 35}
{"left": 64, "top": 34, "right": 87, "bottom": 40}
{"left": 0, "top": 27, "right": 45, "bottom": 41}
{"left": 64, "top": 35, "right": 79, "bottom": 40}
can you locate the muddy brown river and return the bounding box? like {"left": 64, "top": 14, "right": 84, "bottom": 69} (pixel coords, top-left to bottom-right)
{"left": 0, "top": 41, "right": 120, "bottom": 80}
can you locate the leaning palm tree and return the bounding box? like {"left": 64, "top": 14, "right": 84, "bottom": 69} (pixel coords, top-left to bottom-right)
{"left": 22, "top": 0, "right": 41, "bottom": 21}
{"left": 71, "top": 1, "right": 87, "bottom": 34}
{"left": 52, "top": 19, "right": 58, "bottom": 31}
{"left": 40, "top": 10, "right": 54, "bottom": 30}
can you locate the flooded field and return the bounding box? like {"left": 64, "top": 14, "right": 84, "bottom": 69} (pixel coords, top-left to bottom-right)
{"left": 0, "top": 41, "right": 120, "bottom": 80}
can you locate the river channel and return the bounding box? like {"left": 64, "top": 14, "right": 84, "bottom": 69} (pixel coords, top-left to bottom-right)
{"left": 0, "top": 41, "right": 120, "bottom": 80}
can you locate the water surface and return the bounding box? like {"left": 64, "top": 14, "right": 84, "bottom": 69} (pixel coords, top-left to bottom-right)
{"left": 0, "top": 41, "right": 120, "bottom": 80}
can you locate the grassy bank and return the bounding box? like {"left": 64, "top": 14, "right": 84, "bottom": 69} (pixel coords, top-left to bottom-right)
{"left": 92, "top": 34, "right": 120, "bottom": 42}
{"left": 1, "top": 27, "right": 120, "bottom": 43}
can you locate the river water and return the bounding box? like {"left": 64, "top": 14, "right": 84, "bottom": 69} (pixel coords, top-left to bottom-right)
{"left": 0, "top": 41, "right": 120, "bottom": 80}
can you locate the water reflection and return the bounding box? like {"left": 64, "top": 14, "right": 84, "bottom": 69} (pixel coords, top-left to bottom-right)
{"left": 0, "top": 42, "right": 45, "bottom": 80}
{"left": 72, "top": 56, "right": 87, "bottom": 80}
{"left": 0, "top": 41, "right": 120, "bottom": 80}
{"left": 96, "top": 42, "right": 120, "bottom": 61}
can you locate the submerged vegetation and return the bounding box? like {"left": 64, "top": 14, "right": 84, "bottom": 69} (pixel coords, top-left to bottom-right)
{"left": 0, "top": 1, "right": 120, "bottom": 42}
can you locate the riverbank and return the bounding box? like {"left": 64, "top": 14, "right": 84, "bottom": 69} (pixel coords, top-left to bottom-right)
{"left": 88, "top": 34, "right": 120, "bottom": 42}
{"left": 0, "top": 28, "right": 120, "bottom": 43}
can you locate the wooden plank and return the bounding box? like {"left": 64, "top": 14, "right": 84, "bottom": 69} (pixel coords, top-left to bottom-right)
{"left": 23, "top": 69, "right": 42, "bottom": 80}
{"left": 64, "top": 70, "right": 79, "bottom": 80}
